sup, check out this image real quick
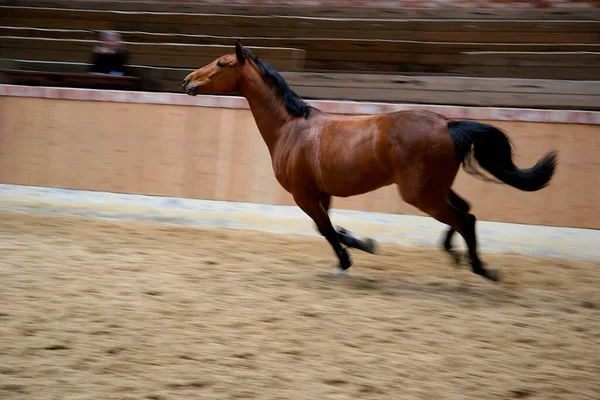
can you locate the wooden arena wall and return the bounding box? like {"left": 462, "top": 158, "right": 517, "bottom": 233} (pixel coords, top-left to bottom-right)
{"left": 1, "top": 84, "right": 599, "bottom": 229}
{"left": 4, "top": 0, "right": 598, "bottom": 9}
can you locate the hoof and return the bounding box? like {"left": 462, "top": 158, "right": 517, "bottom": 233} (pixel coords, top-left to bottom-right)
{"left": 331, "top": 266, "right": 346, "bottom": 277}
{"left": 484, "top": 268, "right": 501, "bottom": 282}
{"left": 362, "top": 237, "right": 379, "bottom": 255}
{"left": 448, "top": 249, "right": 462, "bottom": 265}
{"left": 442, "top": 242, "right": 462, "bottom": 266}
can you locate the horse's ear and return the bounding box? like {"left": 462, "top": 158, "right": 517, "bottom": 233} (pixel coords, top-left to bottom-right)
{"left": 235, "top": 41, "right": 246, "bottom": 64}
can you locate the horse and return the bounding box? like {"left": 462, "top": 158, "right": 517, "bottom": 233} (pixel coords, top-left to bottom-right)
{"left": 182, "top": 41, "right": 558, "bottom": 282}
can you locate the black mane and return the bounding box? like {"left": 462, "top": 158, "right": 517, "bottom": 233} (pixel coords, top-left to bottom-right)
{"left": 243, "top": 48, "right": 314, "bottom": 119}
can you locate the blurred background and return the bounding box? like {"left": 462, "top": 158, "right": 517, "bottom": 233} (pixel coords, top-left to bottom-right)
{"left": 1, "top": 0, "right": 598, "bottom": 109}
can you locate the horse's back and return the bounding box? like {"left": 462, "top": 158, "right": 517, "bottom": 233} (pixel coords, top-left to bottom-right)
{"left": 289, "top": 108, "right": 457, "bottom": 198}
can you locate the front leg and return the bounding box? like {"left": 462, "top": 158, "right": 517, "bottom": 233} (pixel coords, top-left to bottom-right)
{"left": 296, "top": 193, "right": 352, "bottom": 275}
{"left": 319, "top": 193, "right": 379, "bottom": 255}
{"left": 337, "top": 227, "right": 379, "bottom": 255}
{"left": 310, "top": 223, "right": 378, "bottom": 255}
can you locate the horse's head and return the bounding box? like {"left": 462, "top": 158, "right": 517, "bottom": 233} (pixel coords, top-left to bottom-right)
{"left": 182, "top": 41, "right": 249, "bottom": 96}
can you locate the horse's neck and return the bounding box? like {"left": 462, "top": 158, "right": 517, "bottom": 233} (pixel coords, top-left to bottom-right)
{"left": 239, "top": 72, "right": 290, "bottom": 155}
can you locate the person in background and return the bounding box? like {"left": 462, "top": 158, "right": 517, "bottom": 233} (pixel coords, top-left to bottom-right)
{"left": 89, "top": 30, "right": 129, "bottom": 76}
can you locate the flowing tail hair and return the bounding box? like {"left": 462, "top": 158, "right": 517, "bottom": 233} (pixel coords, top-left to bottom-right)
{"left": 447, "top": 120, "right": 557, "bottom": 192}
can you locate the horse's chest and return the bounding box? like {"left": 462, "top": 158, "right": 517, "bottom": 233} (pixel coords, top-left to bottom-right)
{"left": 271, "top": 132, "right": 315, "bottom": 193}
{"left": 271, "top": 156, "right": 293, "bottom": 192}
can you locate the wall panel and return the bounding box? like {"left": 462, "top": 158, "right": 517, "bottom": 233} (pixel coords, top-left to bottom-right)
{"left": 1, "top": 87, "right": 598, "bottom": 229}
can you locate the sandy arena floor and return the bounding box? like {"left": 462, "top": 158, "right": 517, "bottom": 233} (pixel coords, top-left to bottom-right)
{"left": 0, "top": 210, "right": 599, "bottom": 400}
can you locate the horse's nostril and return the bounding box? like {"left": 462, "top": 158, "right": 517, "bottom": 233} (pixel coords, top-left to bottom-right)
{"left": 182, "top": 78, "right": 188, "bottom": 87}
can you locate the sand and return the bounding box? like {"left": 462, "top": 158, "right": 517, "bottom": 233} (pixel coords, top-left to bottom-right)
{"left": 1, "top": 210, "right": 599, "bottom": 400}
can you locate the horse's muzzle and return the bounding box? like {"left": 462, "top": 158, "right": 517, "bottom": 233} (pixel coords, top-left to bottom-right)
{"left": 182, "top": 79, "right": 197, "bottom": 96}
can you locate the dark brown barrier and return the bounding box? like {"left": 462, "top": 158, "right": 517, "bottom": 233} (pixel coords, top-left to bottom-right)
{"left": 5, "top": 59, "right": 600, "bottom": 110}
{"left": 462, "top": 51, "right": 600, "bottom": 80}
{"left": 2, "top": 6, "right": 598, "bottom": 44}
{"left": 1, "top": 0, "right": 598, "bottom": 19}
{"left": 2, "top": 25, "right": 598, "bottom": 75}
{"left": 0, "top": 68, "right": 142, "bottom": 89}
{"left": 0, "top": 36, "right": 306, "bottom": 71}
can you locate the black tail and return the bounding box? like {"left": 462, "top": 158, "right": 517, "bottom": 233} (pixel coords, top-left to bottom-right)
{"left": 447, "top": 120, "right": 557, "bottom": 192}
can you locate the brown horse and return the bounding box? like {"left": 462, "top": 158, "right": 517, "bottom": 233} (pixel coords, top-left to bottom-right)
{"left": 183, "top": 42, "right": 557, "bottom": 282}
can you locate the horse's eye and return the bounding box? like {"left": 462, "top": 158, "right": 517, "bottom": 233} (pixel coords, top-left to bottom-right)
{"left": 216, "top": 61, "right": 224, "bottom": 68}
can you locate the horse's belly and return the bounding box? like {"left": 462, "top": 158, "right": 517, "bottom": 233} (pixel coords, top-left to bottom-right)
{"left": 311, "top": 126, "right": 394, "bottom": 197}
{"left": 319, "top": 164, "right": 393, "bottom": 197}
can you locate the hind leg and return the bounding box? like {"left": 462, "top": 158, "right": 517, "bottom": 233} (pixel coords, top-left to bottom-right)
{"left": 443, "top": 190, "right": 471, "bottom": 265}
{"left": 430, "top": 197, "right": 500, "bottom": 282}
